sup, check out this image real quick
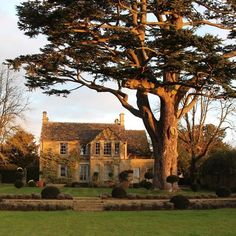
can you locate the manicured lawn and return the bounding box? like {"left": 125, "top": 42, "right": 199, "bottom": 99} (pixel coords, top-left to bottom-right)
{"left": 0, "top": 209, "right": 235, "bottom": 236}
{"left": 0, "top": 184, "right": 214, "bottom": 197}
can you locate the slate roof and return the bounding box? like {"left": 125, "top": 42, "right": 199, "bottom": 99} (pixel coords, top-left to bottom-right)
{"left": 41, "top": 121, "right": 151, "bottom": 156}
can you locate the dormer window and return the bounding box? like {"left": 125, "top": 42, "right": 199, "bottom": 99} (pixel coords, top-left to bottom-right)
{"left": 104, "top": 142, "right": 112, "bottom": 155}
{"left": 80, "top": 144, "right": 88, "bottom": 155}
{"left": 60, "top": 143, "right": 68, "bottom": 155}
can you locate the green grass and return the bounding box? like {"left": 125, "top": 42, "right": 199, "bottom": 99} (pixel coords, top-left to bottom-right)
{"left": 0, "top": 184, "right": 214, "bottom": 197}
{"left": 0, "top": 209, "right": 235, "bottom": 236}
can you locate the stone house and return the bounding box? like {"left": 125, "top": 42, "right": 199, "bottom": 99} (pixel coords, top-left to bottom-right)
{"left": 40, "top": 112, "right": 154, "bottom": 185}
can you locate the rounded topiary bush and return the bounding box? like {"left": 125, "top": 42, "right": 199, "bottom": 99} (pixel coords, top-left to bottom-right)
{"left": 14, "top": 180, "right": 24, "bottom": 189}
{"left": 170, "top": 195, "right": 190, "bottom": 209}
{"left": 28, "top": 180, "right": 37, "bottom": 187}
{"left": 139, "top": 180, "right": 153, "bottom": 190}
{"left": 215, "top": 187, "right": 231, "bottom": 198}
{"left": 166, "top": 175, "right": 179, "bottom": 185}
{"left": 41, "top": 186, "right": 60, "bottom": 199}
{"left": 111, "top": 187, "right": 127, "bottom": 199}
{"left": 144, "top": 172, "right": 154, "bottom": 180}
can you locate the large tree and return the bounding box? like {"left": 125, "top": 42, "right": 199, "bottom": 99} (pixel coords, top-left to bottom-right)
{"left": 8, "top": 0, "right": 236, "bottom": 189}
{"left": 1, "top": 128, "right": 39, "bottom": 169}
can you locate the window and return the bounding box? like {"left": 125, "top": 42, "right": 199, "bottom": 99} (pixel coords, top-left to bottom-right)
{"left": 80, "top": 144, "right": 88, "bottom": 155}
{"left": 95, "top": 142, "right": 100, "bottom": 155}
{"left": 104, "top": 142, "right": 112, "bottom": 155}
{"left": 79, "top": 164, "right": 89, "bottom": 181}
{"left": 59, "top": 165, "right": 67, "bottom": 177}
{"left": 60, "top": 143, "right": 68, "bottom": 155}
{"left": 115, "top": 142, "right": 120, "bottom": 155}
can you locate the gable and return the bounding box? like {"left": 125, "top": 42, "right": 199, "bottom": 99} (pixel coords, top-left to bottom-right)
{"left": 93, "top": 128, "right": 121, "bottom": 141}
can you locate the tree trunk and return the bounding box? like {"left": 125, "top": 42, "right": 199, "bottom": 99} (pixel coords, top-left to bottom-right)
{"left": 190, "top": 156, "right": 198, "bottom": 184}
{"left": 152, "top": 98, "right": 178, "bottom": 190}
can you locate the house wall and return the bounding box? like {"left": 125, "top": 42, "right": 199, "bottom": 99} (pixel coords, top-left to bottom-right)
{"left": 40, "top": 140, "right": 79, "bottom": 183}
{"left": 40, "top": 139, "right": 154, "bottom": 185}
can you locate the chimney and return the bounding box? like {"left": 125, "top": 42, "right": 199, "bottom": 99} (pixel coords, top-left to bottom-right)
{"left": 119, "top": 113, "right": 125, "bottom": 127}
{"left": 42, "top": 111, "right": 49, "bottom": 124}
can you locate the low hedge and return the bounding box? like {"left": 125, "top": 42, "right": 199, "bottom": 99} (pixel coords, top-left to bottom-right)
{"left": 0, "top": 202, "right": 73, "bottom": 211}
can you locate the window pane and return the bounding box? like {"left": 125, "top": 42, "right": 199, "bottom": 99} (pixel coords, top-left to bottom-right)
{"left": 115, "top": 142, "right": 120, "bottom": 155}
{"left": 60, "top": 143, "right": 68, "bottom": 155}
{"left": 104, "top": 142, "right": 111, "bottom": 155}
{"left": 95, "top": 142, "right": 100, "bottom": 155}
{"left": 80, "top": 145, "right": 87, "bottom": 155}
{"left": 79, "top": 164, "right": 89, "bottom": 181}
{"left": 60, "top": 165, "right": 67, "bottom": 177}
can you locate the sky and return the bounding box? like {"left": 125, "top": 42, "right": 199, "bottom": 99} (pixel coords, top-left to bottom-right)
{"left": 0, "top": 1, "right": 236, "bottom": 146}
{"left": 0, "top": 0, "right": 145, "bottom": 142}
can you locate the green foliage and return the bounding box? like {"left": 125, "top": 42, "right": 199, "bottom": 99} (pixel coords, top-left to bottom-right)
{"left": 144, "top": 172, "right": 154, "bottom": 180}
{"left": 1, "top": 129, "right": 39, "bottom": 169}
{"left": 40, "top": 149, "right": 77, "bottom": 183}
{"left": 170, "top": 195, "right": 190, "bottom": 210}
{"left": 8, "top": 0, "right": 236, "bottom": 190}
{"left": 14, "top": 180, "right": 24, "bottom": 189}
{"left": 200, "top": 149, "right": 236, "bottom": 189}
{"left": 139, "top": 180, "right": 153, "bottom": 190}
{"left": 41, "top": 186, "right": 60, "bottom": 199}
{"left": 111, "top": 187, "right": 127, "bottom": 199}
{"left": 166, "top": 175, "right": 179, "bottom": 184}
{"left": 118, "top": 170, "right": 133, "bottom": 183}
{"left": 215, "top": 187, "right": 231, "bottom": 198}
{"left": 190, "top": 183, "right": 200, "bottom": 192}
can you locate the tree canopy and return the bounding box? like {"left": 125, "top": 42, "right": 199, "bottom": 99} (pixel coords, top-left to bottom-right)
{"left": 1, "top": 128, "right": 39, "bottom": 168}
{"left": 8, "top": 0, "right": 236, "bottom": 189}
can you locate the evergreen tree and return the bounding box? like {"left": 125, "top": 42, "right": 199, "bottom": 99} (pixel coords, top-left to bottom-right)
{"left": 8, "top": 1, "right": 236, "bottom": 189}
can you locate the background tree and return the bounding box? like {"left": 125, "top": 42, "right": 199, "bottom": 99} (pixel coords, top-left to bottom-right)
{"left": 178, "top": 96, "right": 234, "bottom": 183}
{"left": 200, "top": 149, "right": 236, "bottom": 190}
{"left": 8, "top": 1, "right": 236, "bottom": 189}
{"left": 1, "top": 128, "right": 39, "bottom": 169}
{"left": 0, "top": 66, "right": 28, "bottom": 144}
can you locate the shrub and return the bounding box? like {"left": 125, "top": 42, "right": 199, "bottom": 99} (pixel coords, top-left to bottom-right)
{"left": 166, "top": 175, "right": 179, "bottom": 185}
{"left": 144, "top": 172, "right": 154, "bottom": 180}
{"left": 139, "top": 180, "right": 153, "bottom": 189}
{"left": 118, "top": 171, "right": 129, "bottom": 182}
{"left": 215, "top": 187, "right": 231, "bottom": 198}
{"left": 14, "top": 180, "right": 24, "bottom": 189}
{"left": 170, "top": 195, "right": 190, "bottom": 209}
{"left": 28, "top": 180, "right": 37, "bottom": 187}
{"left": 41, "top": 186, "right": 60, "bottom": 199}
{"left": 132, "top": 183, "right": 140, "bottom": 188}
{"left": 71, "top": 182, "right": 80, "bottom": 187}
{"left": 111, "top": 187, "right": 127, "bottom": 199}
